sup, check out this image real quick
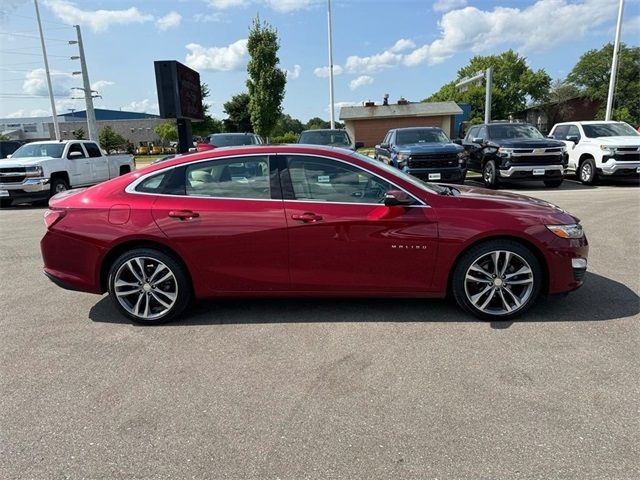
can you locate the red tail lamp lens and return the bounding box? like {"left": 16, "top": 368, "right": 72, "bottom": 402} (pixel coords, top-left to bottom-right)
{"left": 44, "top": 209, "right": 66, "bottom": 229}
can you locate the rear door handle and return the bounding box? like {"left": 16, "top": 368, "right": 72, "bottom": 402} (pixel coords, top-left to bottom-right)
{"left": 291, "top": 212, "right": 323, "bottom": 223}
{"left": 168, "top": 210, "right": 199, "bottom": 220}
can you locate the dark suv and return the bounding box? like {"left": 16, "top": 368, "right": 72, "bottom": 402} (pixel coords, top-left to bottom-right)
{"left": 374, "top": 127, "right": 467, "bottom": 183}
{"left": 462, "top": 123, "right": 567, "bottom": 188}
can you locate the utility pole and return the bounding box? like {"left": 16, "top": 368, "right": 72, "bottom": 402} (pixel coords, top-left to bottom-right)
{"left": 327, "top": 0, "right": 335, "bottom": 129}
{"left": 34, "top": 0, "right": 60, "bottom": 140}
{"left": 605, "top": 0, "right": 625, "bottom": 121}
{"left": 71, "top": 25, "right": 98, "bottom": 142}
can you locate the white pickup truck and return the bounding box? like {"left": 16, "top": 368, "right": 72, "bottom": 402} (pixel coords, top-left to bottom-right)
{"left": 0, "top": 140, "right": 134, "bottom": 207}
{"left": 549, "top": 121, "right": 640, "bottom": 185}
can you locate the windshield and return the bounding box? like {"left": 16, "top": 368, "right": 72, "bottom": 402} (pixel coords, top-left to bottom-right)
{"left": 10, "top": 143, "right": 64, "bottom": 159}
{"left": 396, "top": 128, "right": 450, "bottom": 144}
{"left": 299, "top": 130, "right": 351, "bottom": 147}
{"left": 208, "top": 134, "right": 259, "bottom": 147}
{"left": 582, "top": 123, "right": 639, "bottom": 138}
{"left": 350, "top": 151, "right": 448, "bottom": 196}
{"left": 488, "top": 124, "right": 544, "bottom": 140}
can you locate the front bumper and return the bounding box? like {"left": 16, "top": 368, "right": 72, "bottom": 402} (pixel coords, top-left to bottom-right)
{"left": 544, "top": 233, "right": 589, "bottom": 294}
{"left": 0, "top": 178, "right": 50, "bottom": 203}
{"left": 406, "top": 166, "right": 466, "bottom": 182}
{"left": 598, "top": 160, "right": 640, "bottom": 177}
{"left": 498, "top": 164, "right": 564, "bottom": 179}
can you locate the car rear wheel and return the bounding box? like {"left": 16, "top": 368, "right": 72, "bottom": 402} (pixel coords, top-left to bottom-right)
{"left": 482, "top": 160, "right": 500, "bottom": 189}
{"left": 544, "top": 179, "right": 563, "bottom": 188}
{"left": 578, "top": 158, "right": 597, "bottom": 185}
{"left": 108, "top": 248, "right": 191, "bottom": 324}
{"left": 452, "top": 240, "right": 542, "bottom": 321}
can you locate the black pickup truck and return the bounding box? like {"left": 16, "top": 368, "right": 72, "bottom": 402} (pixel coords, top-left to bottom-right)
{"left": 374, "top": 127, "right": 467, "bottom": 183}
{"left": 461, "top": 123, "right": 568, "bottom": 188}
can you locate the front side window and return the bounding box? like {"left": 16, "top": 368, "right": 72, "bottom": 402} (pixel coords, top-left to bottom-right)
{"left": 551, "top": 125, "right": 568, "bottom": 139}
{"left": 396, "top": 128, "right": 450, "bottom": 145}
{"left": 285, "top": 155, "right": 393, "bottom": 204}
{"left": 466, "top": 126, "right": 479, "bottom": 141}
{"left": 185, "top": 156, "right": 270, "bottom": 199}
{"left": 581, "top": 122, "right": 639, "bottom": 138}
{"left": 488, "top": 124, "right": 544, "bottom": 140}
{"left": 566, "top": 125, "right": 581, "bottom": 140}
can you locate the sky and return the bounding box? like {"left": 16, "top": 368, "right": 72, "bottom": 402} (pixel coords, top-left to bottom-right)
{"left": 0, "top": 0, "right": 639, "bottom": 123}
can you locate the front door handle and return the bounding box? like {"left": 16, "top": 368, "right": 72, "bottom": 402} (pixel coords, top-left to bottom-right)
{"left": 291, "top": 212, "right": 323, "bottom": 223}
{"left": 169, "top": 210, "right": 200, "bottom": 220}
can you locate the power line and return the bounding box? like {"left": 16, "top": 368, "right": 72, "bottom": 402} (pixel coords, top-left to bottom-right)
{"left": 0, "top": 31, "right": 72, "bottom": 42}
{"left": 0, "top": 12, "right": 70, "bottom": 27}
{"left": 0, "top": 50, "right": 70, "bottom": 58}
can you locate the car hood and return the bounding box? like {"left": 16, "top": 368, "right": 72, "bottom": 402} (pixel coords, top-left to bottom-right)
{"left": 0, "top": 156, "right": 52, "bottom": 167}
{"left": 591, "top": 136, "right": 640, "bottom": 146}
{"left": 398, "top": 143, "right": 462, "bottom": 154}
{"left": 488, "top": 138, "right": 565, "bottom": 149}
{"left": 451, "top": 184, "right": 579, "bottom": 223}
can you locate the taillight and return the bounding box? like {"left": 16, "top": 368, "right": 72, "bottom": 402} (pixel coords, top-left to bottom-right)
{"left": 44, "top": 209, "right": 66, "bottom": 229}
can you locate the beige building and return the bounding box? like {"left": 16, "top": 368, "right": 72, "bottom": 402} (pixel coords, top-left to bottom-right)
{"left": 50, "top": 118, "right": 165, "bottom": 145}
{"left": 340, "top": 101, "right": 463, "bottom": 148}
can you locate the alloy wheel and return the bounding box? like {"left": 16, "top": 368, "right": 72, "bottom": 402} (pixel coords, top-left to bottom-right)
{"left": 463, "top": 250, "right": 535, "bottom": 316}
{"left": 580, "top": 162, "right": 592, "bottom": 182}
{"left": 483, "top": 163, "right": 494, "bottom": 184}
{"left": 113, "top": 256, "right": 178, "bottom": 320}
{"left": 55, "top": 183, "right": 67, "bottom": 193}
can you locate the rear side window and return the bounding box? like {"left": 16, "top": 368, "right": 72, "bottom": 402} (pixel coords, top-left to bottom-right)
{"left": 185, "top": 156, "right": 270, "bottom": 199}
{"left": 136, "top": 172, "right": 168, "bottom": 193}
{"left": 85, "top": 143, "right": 102, "bottom": 158}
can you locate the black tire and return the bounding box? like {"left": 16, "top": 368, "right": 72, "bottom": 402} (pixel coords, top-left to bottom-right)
{"left": 578, "top": 158, "right": 597, "bottom": 185}
{"left": 543, "top": 179, "right": 563, "bottom": 188}
{"left": 482, "top": 160, "right": 500, "bottom": 189}
{"left": 49, "top": 177, "right": 69, "bottom": 198}
{"left": 451, "top": 239, "right": 543, "bottom": 321}
{"left": 0, "top": 198, "right": 12, "bottom": 208}
{"left": 107, "top": 248, "right": 191, "bottom": 325}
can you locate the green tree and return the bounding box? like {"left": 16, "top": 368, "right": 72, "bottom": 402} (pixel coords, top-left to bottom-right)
{"left": 567, "top": 43, "right": 640, "bottom": 124}
{"left": 223, "top": 93, "right": 253, "bottom": 132}
{"left": 270, "top": 132, "right": 298, "bottom": 144}
{"left": 246, "top": 16, "right": 287, "bottom": 139}
{"left": 192, "top": 82, "right": 224, "bottom": 137}
{"left": 305, "top": 117, "right": 330, "bottom": 130}
{"left": 425, "top": 50, "right": 551, "bottom": 120}
{"left": 154, "top": 121, "right": 178, "bottom": 146}
{"left": 71, "top": 128, "right": 85, "bottom": 140}
{"left": 0, "top": 133, "right": 9, "bottom": 141}
{"left": 98, "top": 125, "right": 126, "bottom": 154}
{"left": 271, "top": 114, "right": 305, "bottom": 137}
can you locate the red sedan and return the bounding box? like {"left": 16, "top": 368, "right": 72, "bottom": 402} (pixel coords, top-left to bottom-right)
{"left": 40, "top": 145, "right": 588, "bottom": 324}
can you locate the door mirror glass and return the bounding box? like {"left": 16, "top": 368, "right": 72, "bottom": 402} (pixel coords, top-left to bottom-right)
{"left": 471, "top": 137, "right": 484, "bottom": 145}
{"left": 566, "top": 135, "right": 579, "bottom": 143}
{"left": 384, "top": 189, "right": 414, "bottom": 207}
{"left": 6, "top": 154, "right": 11, "bottom": 159}
{"left": 379, "top": 142, "right": 390, "bottom": 150}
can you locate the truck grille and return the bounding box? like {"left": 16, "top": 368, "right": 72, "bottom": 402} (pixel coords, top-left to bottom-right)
{"left": 614, "top": 152, "right": 640, "bottom": 161}
{"left": 0, "top": 167, "right": 26, "bottom": 184}
{"left": 511, "top": 154, "right": 563, "bottom": 165}
{"left": 409, "top": 153, "right": 458, "bottom": 169}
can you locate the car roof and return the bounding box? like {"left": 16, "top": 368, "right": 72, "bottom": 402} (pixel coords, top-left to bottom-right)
{"left": 392, "top": 127, "right": 441, "bottom": 131}
{"left": 209, "top": 132, "right": 258, "bottom": 136}
{"left": 300, "top": 129, "right": 346, "bottom": 133}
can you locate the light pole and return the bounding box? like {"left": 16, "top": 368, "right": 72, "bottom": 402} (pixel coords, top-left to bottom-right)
{"left": 605, "top": 0, "right": 625, "bottom": 121}
{"left": 327, "top": 0, "right": 335, "bottom": 129}
{"left": 34, "top": 0, "right": 60, "bottom": 140}
{"left": 456, "top": 67, "right": 493, "bottom": 123}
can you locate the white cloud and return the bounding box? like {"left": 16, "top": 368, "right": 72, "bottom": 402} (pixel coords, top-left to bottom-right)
{"left": 185, "top": 39, "right": 248, "bottom": 71}
{"left": 286, "top": 64, "right": 301, "bottom": 80}
{"left": 206, "top": 0, "right": 248, "bottom": 8}
{"left": 23, "top": 68, "right": 75, "bottom": 97}
{"left": 122, "top": 99, "right": 159, "bottom": 114}
{"left": 345, "top": 50, "right": 402, "bottom": 74}
{"left": 349, "top": 75, "right": 374, "bottom": 91}
{"left": 433, "top": 0, "right": 467, "bottom": 12}
{"left": 157, "top": 11, "right": 182, "bottom": 30}
{"left": 194, "top": 12, "right": 226, "bottom": 23}
{"left": 263, "top": 0, "right": 319, "bottom": 13}
{"left": 313, "top": 65, "right": 343, "bottom": 78}
{"left": 389, "top": 38, "right": 416, "bottom": 53}
{"left": 6, "top": 110, "right": 25, "bottom": 118}
{"left": 91, "top": 80, "right": 114, "bottom": 92}
{"left": 44, "top": 0, "right": 153, "bottom": 32}
{"left": 30, "top": 109, "right": 51, "bottom": 117}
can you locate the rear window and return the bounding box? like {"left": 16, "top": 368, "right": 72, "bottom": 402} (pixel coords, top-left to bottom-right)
{"left": 208, "top": 134, "right": 259, "bottom": 147}
{"left": 299, "top": 130, "right": 351, "bottom": 147}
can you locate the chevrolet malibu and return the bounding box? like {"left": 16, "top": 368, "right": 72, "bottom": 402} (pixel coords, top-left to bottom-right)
{"left": 40, "top": 145, "right": 588, "bottom": 324}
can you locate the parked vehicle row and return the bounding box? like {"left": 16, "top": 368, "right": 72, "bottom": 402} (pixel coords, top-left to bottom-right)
{"left": 0, "top": 140, "right": 134, "bottom": 208}
{"left": 41, "top": 144, "right": 588, "bottom": 324}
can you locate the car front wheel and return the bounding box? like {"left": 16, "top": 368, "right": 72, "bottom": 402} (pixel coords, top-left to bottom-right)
{"left": 578, "top": 158, "right": 597, "bottom": 185}
{"left": 452, "top": 240, "right": 542, "bottom": 321}
{"left": 107, "top": 248, "right": 191, "bottom": 324}
{"left": 482, "top": 160, "right": 500, "bottom": 189}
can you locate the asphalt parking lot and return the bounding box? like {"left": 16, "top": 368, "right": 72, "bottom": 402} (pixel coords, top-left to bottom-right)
{"left": 1, "top": 178, "right": 639, "bottom": 479}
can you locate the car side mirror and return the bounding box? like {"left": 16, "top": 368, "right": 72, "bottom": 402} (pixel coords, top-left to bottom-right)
{"left": 472, "top": 137, "right": 484, "bottom": 145}
{"left": 379, "top": 142, "right": 390, "bottom": 150}
{"left": 354, "top": 141, "right": 364, "bottom": 149}
{"left": 68, "top": 151, "right": 84, "bottom": 159}
{"left": 384, "top": 189, "right": 414, "bottom": 207}
{"left": 566, "top": 135, "right": 579, "bottom": 143}
{"left": 6, "top": 154, "right": 11, "bottom": 159}
{"left": 547, "top": 134, "right": 555, "bottom": 139}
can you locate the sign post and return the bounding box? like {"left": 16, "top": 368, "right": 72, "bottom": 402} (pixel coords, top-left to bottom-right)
{"left": 154, "top": 61, "right": 204, "bottom": 154}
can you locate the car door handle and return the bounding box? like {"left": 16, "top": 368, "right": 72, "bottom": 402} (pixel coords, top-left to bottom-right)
{"left": 291, "top": 212, "right": 323, "bottom": 223}
{"left": 168, "top": 210, "right": 200, "bottom": 220}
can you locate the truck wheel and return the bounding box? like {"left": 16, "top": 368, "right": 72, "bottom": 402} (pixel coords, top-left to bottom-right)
{"left": 543, "top": 179, "right": 563, "bottom": 188}
{"left": 50, "top": 177, "right": 69, "bottom": 197}
{"left": 451, "top": 239, "right": 542, "bottom": 321}
{"left": 0, "top": 199, "right": 12, "bottom": 208}
{"left": 482, "top": 160, "right": 500, "bottom": 189}
{"left": 578, "top": 158, "right": 597, "bottom": 185}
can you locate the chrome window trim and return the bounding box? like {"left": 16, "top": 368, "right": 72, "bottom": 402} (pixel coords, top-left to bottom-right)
{"left": 126, "top": 152, "right": 430, "bottom": 207}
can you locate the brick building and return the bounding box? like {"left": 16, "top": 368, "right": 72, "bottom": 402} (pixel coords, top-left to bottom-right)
{"left": 515, "top": 97, "right": 602, "bottom": 134}
{"left": 339, "top": 100, "right": 463, "bottom": 148}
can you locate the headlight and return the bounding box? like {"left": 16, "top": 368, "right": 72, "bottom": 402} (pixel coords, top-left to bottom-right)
{"left": 600, "top": 145, "right": 614, "bottom": 155}
{"left": 498, "top": 147, "right": 513, "bottom": 156}
{"left": 25, "top": 166, "right": 44, "bottom": 177}
{"left": 546, "top": 224, "right": 584, "bottom": 239}
{"left": 397, "top": 152, "right": 410, "bottom": 168}
{"left": 457, "top": 151, "right": 467, "bottom": 165}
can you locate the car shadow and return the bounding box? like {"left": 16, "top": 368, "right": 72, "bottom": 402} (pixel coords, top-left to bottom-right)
{"left": 88, "top": 272, "right": 639, "bottom": 328}
{"left": 464, "top": 178, "right": 599, "bottom": 191}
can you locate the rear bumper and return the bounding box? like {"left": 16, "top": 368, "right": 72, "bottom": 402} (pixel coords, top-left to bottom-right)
{"left": 498, "top": 164, "right": 563, "bottom": 179}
